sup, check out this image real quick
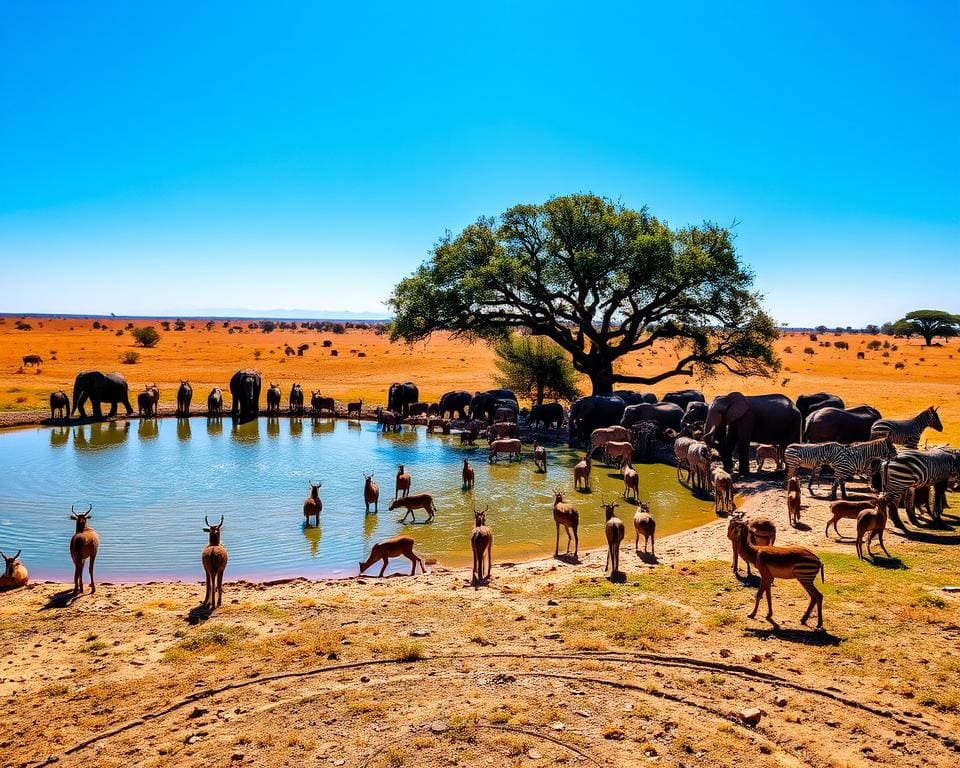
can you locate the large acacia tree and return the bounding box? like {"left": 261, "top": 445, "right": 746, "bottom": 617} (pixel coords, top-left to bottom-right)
{"left": 388, "top": 194, "right": 779, "bottom": 395}
{"left": 890, "top": 310, "right": 960, "bottom": 346}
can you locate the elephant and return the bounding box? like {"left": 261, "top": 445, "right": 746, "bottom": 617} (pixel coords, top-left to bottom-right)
{"left": 72, "top": 371, "right": 133, "bottom": 420}
{"left": 620, "top": 402, "right": 684, "bottom": 432}
{"left": 681, "top": 401, "right": 709, "bottom": 432}
{"left": 703, "top": 392, "right": 802, "bottom": 476}
{"left": 528, "top": 402, "right": 565, "bottom": 430}
{"left": 796, "top": 392, "right": 845, "bottom": 420}
{"left": 73, "top": 420, "right": 130, "bottom": 451}
{"left": 485, "top": 388, "right": 518, "bottom": 404}
{"left": 614, "top": 390, "right": 658, "bottom": 405}
{"left": 568, "top": 395, "right": 627, "bottom": 446}
{"left": 469, "top": 390, "right": 519, "bottom": 422}
{"left": 662, "top": 389, "right": 706, "bottom": 412}
{"left": 804, "top": 405, "right": 882, "bottom": 444}
{"left": 388, "top": 382, "right": 420, "bottom": 417}
{"left": 408, "top": 402, "right": 431, "bottom": 416}
{"left": 230, "top": 370, "right": 262, "bottom": 423}
{"left": 50, "top": 390, "right": 69, "bottom": 420}
{"left": 438, "top": 390, "right": 472, "bottom": 419}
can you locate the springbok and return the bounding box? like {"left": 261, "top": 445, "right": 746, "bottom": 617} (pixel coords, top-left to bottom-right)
{"left": 552, "top": 490, "right": 579, "bottom": 558}
{"left": 470, "top": 505, "right": 493, "bottom": 587}
{"left": 69, "top": 504, "right": 99, "bottom": 595}
{"left": 201, "top": 515, "right": 229, "bottom": 609}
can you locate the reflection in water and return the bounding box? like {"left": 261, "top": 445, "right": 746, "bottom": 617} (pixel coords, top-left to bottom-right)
{"left": 363, "top": 510, "right": 378, "bottom": 546}
{"left": 302, "top": 522, "right": 322, "bottom": 557}
{"left": 290, "top": 418, "right": 303, "bottom": 439}
{"left": 49, "top": 426, "right": 70, "bottom": 448}
{"left": 73, "top": 421, "right": 130, "bottom": 451}
{"left": 377, "top": 427, "right": 418, "bottom": 447}
{"left": 267, "top": 417, "right": 280, "bottom": 438}
{"left": 177, "top": 419, "right": 192, "bottom": 441}
{"left": 138, "top": 419, "right": 159, "bottom": 441}
{"left": 312, "top": 418, "right": 335, "bottom": 435}
{"left": 206, "top": 417, "right": 223, "bottom": 437}
{"left": 231, "top": 419, "right": 260, "bottom": 443}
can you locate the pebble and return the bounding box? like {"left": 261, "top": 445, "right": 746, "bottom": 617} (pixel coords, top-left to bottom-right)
{"left": 430, "top": 722, "right": 448, "bottom": 734}
{"left": 719, "top": 648, "right": 732, "bottom": 658}
{"left": 774, "top": 695, "right": 788, "bottom": 707}
{"left": 231, "top": 753, "right": 244, "bottom": 762}
{"left": 527, "top": 749, "right": 542, "bottom": 760}
{"left": 410, "top": 629, "right": 431, "bottom": 637}
{"left": 360, "top": 676, "right": 370, "bottom": 683}
{"left": 547, "top": 599, "right": 559, "bottom": 606}
{"left": 550, "top": 721, "right": 565, "bottom": 731}
{"left": 738, "top": 708, "right": 763, "bottom": 726}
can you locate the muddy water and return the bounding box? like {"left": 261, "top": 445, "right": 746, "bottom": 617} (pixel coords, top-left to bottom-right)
{"left": 0, "top": 418, "right": 715, "bottom": 581}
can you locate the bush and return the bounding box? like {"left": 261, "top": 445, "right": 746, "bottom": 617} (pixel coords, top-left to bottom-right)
{"left": 803, "top": 347, "right": 815, "bottom": 355}
{"left": 161, "top": 321, "right": 171, "bottom": 331}
{"left": 115, "top": 329, "right": 124, "bottom": 336}
{"left": 834, "top": 341, "right": 848, "bottom": 350}
{"left": 867, "top": 340, "right": 882, "bottom": 351}
{"left": 174, "top": 319, "right": 186, "bottom": 331}
{"left": 809, "top": 333, "right": 818, "bottom": 341}
{"left": 259, "top": 320, "right": 277, "bottom": 333}
{"left": 894, "top": 362, "right": 905, "bottom": 370}
{"left": 782, "top": 346, "right": 792, "bottom": 353}
{"left": 131, "top": 326, "right": 161, "bottom": 348}
{"left": 121, "top": 351, "right": 140, "bottom": 364}
{"left": 92, "top": 321, "right": 101, "bottom": 329}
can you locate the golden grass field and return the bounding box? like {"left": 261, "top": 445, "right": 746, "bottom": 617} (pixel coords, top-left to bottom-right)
{"left": 1, "top": 316, "right": 958, "bottom": 444}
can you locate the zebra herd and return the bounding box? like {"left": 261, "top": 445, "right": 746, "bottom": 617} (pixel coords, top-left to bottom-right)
{"left": 783, "top": 406, "right": 959, "bottom": 529}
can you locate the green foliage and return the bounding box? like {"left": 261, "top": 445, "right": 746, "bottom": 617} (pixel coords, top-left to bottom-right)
{"left": 131, "top": 326, "right": 160, "bottom": 347}
{"left": 120, "top": 350, "right": 140, "bottom": 364}
{"left": 494, "top": 333, "right": 580, "bottom": 405}
{"left": 14, "top": 320, "right": 32, "bottom": 331}
{"left": 890, "top": 310, "right": 960, "bottom": 346}
{"left": 259, "top": 320, "right": 277, "bottom": 333}
{"left": 388, "top": 194, "right": 779, "bottom": 394}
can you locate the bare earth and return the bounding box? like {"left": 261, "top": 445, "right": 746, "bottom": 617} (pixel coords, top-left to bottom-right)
{"left": 3, "top": 480, "right": 959, "bottom": 768}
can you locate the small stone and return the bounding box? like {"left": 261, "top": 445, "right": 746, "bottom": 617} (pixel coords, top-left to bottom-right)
{"left": 547, "top": 599, "right": 559, "bottom": 606}
{"left": 738, "top": 708, "right": 763, "bottom": 726}
{"left": 719, "top": 648, "right": 732, "bottom": 658}
{"left": 550, "top": 721, "right": 565, "bottom": 731}
{"left": 774, "top": 696, "right": 787, "bottom": 707}
{"left": 231, "top": 753, "right": 244, "bottom": 762}
{"left": 544, "top": 633, "right": 561, "bottom": 640}
{"left": 333, "top": 760, "right": 345, "bottom": 767}
{"left": 430, "top": 721, "right": 448, "bottom": 734}
{"left": 360, "top": 675, "right": 370, "bottom": 683}
{"left": 410, "top": 629, "right": 430, "bottom": 637}
{"left": 185, "top": 732, "right": 206, "bottom": 744}
{"left": 188, "top": 707, "right": 208, "bottom": 719}
{"left": 644, "top": 746, "right": 658, "bottom": 757}
{"left": 327, "top": 652, "right": 338, "bottom": 660}
{"left": 575, "top": 709, "right": 592, "bottom": 718}
{"left": 751, "top": 654, "right": 762, "bottom": 663}
{"left": 527, "top": 749, "right": 542, "bottom": 760}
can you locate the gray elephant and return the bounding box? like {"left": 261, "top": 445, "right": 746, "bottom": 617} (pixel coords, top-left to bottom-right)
{"left": 703, "top": 392, "right": 802, "bottom": 476}
{"left": 681, "top": 401, "right": 708, "bottom": 432}
{"left": 230, "top": 370, "right": 262, "bottom": 423}
{"left": 388, "top": 382, "right": 420, "bottom": 417}
{"left": 528, "top": 402, "right": 564, "bottom": 429}
{"left": 568, "top": 395, "right": 627, "bottom": 446}
{"left": 796, "top": 392, "right": 845, "bottom": 420}
{"left": 469, "top": 389, "right": 518, "bottom": 422}
{"left": 662, "top": 389, "right": 705, "bottom": 411}
{"left": 614, "top": 390, "right": 658, "bottom": 405}
{"left": 804, "top": 405, "right": 882, "bottom": 444}
{"left": 620, "top": 402, "right": 684, "bottom": 431}
{"left": 438, "top": 390, "right": 472, "bottom": 419}
{"left": 72, "top": 371, "right": 133, "bottom": 420}
{"left": 50, "top": 390, "right": 69, "bottom": 420}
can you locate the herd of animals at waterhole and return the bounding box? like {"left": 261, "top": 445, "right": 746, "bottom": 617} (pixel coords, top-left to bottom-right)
{"left": 2, "top": 367, "right": 959, "bottom": 631}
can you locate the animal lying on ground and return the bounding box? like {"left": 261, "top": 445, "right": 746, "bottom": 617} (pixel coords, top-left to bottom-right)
{"left": 0, "top": 549, "right": 28, "bottom": 588}
{"left": 359, "top": 536, "right": 426, "bottom": 577}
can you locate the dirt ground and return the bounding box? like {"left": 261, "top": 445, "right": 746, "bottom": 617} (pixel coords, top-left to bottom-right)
{"left": 1, "top": 317, "right": 958, "bottom": 445}
{"left": 2, "top": 479, "right": 958, "bottom": 768}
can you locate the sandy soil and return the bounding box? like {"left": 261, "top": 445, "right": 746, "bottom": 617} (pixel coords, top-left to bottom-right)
{"left": 1, "top": 318, "right": 958, "bottom": 444}
{"left": 2, "top": 481, "right": 958, "bottom": 768}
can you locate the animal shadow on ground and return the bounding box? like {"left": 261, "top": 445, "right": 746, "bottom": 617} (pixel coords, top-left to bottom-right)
{"left": 736, "top": 573, "right": 761, "bottom": 587}
{"left": 607, "top": 571, "right": 627, "bottom": 584}
{"left": 576, "top": 488, "right": 592, "bottom": 495}
{"left": 791, "top": 521, "right": 812, "bottom": 532}
{"left": 745, "top": 626, "right": 842, "bottom": 646}
{"left": 636, "top": 551, "right": 659, "bottom": 565}
{"left": 555, "top": 553, "right": 581, "bottom": 565}
{"left": 868, "top": 555, "right": 908, "bottom": 570}
{"left": 40, "top": 589, "right": 81, "bottom": 610}
{"left": 187, "top": 604, "right": 213, "bottom": 625}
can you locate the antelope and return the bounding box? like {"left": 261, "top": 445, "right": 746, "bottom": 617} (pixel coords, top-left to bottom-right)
{"left": 589, "top": 426, "right": 630, "bottom": 456}
{"left": 602, "top": 499, "right": 625, "bottom": 577}
{"left": 363, "top": 472, "right": 380, "bottom": 513}
{"left": 359, "top": 535, "right": 426, "bottom": 577}
{"left": 303, "top": 482, "right": 322, "bottom": 525}
{"left": 786, "top": 475, "right": 801, "bottom": 527}
{"left": 824, "top": 497, "right": 878, "bottom": 537}
{"left": 856, "top": 499, "right": 891, "bottom": 561}
{"left": 177, "top": 380, "right": 193, "bottom": 416}
{"left": 0, "top": 549, "right": 28, "bottom": 588}
{"left": 726, "top": 512, "right": 776, "bottom": 578}
{"left": 201, "top": 515, "right": 229, "bottom": 609}
{"left": 755, "top": 444, "right": 782, "bottom": 472}
{"left": 711, "top": 466, "right": 735, "bottom": 515}
{"left": 552, "top": 490, "right": 579, "bottom": 558}
{"left": 69, "top": 504, "right": 99, "bottom": 595}
{"left": 389, "top": 493, "right": 436, "bottom": 523}
{"left": 633, "top": 502, "right": 656, "bottom": 556}
{"left": 395, "top": 464, "right": 411, "bottom": 499}
{"left": 375, "top": 407, "right": 400, "bottom": 431}
{"left": 574, "top": 454, "right": 591, "bottom": 490}
{"left": 207, "top": 387, "right": 223, "bottom": 415}
{"left": 470, "top": 505, "right": 493, "bottom": 587}
{"left": 460, "top": 422, "right": 480, "bottom": 446}
{"left": 461, "top": 459, "right": 475, "bottom": 489}
{"left": 735, "top": 523, "right": 824, "bottom": 628}
{"left": 603, "top": 440, "right": 634, "bottom": 468}
{"left": 146, "top": 383, "right": 160, "bottom": 413}
{"left": 533, "top": 441, "right": 547, "bottom": 473}
{"left": 347, "top": 399, "right": 363, "bottom": 418}
{"left": 673, "top": 436, "right": 696, "bottom": 482}
{"left": 622, "top": 462, "right": 640, "bottom": 500}
{"left": 488, "top": 438, "right": 521, "bottom": 463}
{"left": 488, "top": 421, "right": 518, "bottom": 441}
{"left": 427, "top": 417, "right": 448, "bottom": 433}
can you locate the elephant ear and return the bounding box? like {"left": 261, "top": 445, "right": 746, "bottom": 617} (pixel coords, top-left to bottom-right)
{"left": 727, "top": 393, "right": 750, "bottom": 423}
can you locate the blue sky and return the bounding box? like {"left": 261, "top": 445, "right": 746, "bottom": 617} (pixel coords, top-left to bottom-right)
{"left": 1, "top": 1, "right": 957, "bottom": 325}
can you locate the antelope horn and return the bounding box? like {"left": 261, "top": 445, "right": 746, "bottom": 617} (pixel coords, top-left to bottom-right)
{"left": 218, "top": 515, "right": 224, "bottom": 527}
{"left": 0, "top": 551, "right": 5, "bottom": 560}
{"left": 204, "top": 515, "right": 210, "bottom": 527}
{"left": 13, "top": 550, "right": 20, "bottom": 560}
{"left": 85, "top": 504, "right": 92, "bottom": 515}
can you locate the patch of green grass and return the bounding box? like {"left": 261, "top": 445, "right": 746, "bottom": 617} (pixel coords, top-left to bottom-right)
{"left": 564, "top": 600, "right": 689, "bottom": 650}
{"left": 914, "top": 593, "right": 947, "bottom": 609}
{"left": 163, "top": 623, "right": 245, "bottom": 662}
{"left": 81, "top": 640, "right": 107, "bottom": 653}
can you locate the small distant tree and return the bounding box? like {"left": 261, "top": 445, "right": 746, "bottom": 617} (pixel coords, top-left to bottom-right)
{"left": 161, "top": 320, "right": 171, "bottom": 331}
{"left": 174, "top": 319, "right": 186, "bottom": 331}
{"left": 815, "top": 325, "right": 828, "bottom": 334}
{"left": 131, "top": 326, "right": 160, "bottom": 348}
{"left": 14, "top": 320, "right": 32, "bottom": 331}
{"left": 890, "top": 310, "right": 960, "bottom": 346}
{"left": 92, "top": 321, "right": 101, "bottom": 329}
{"left": 259, "top": 320, "right": 277, "bottom": 333}
{"left": 494, "top": 333, "right": 581, "bottom": 406}
{"left": 864, "top": 324, "right": 879, "bottom": 335}
{"left": 880, "top": 321, "right": 894, "bottom": 335}
{"left": 332, "top": 323, "right": 346, "bottom": 334}
{"left": 120, "top": 350, "right": 140, "bottom": 364}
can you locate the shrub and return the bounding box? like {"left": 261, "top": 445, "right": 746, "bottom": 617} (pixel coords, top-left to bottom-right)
{"left": 126, "top": 322, "right": 134, "bottom": 329}
{"left": 254, "top": 350, "right": 262, "bottom": 359}
{"left": 115, "top": 329, "right": 124, "bottom": 336}
{"left": 174, "top": 319, "right": 186, "bottom": 331}
{"left": 835, "top": 341, "right": 849, "bottom": 350}
{"left": 259, "top": 320, "right": 277, "bottom": 333}
{"left": 131, "top": 327, "right": 161, "bottom": 347}
{"left": 782, "top": 345, "right": 792, "bottom": 353}
{"left": 161, "top": 321, "right": 171, "bottom": 331}
{"left": 14, "top": 320, "right": 32, "bottom": 331}
{"left": 894, "top": 362, "right": 905, "bottom": 370}
{"left": 121, "top": 351, "right": 140, "bottom": 364}
{"left": 867, "top": 340, "right": 882, "bottom": 350}
{"left": 803, "top": 347, "right": 815, "bottom": 355}
{"left": 891, "top": 344, "right": 898, "bottom": 351}
{"left": 883, "top": 340, "right": 891, "bottom": 348}
{"left": 809, "top": 333, "right": 818, "bottom": 341}
{"left": 92, "top": 321, "right": 101, "bottom": 329}
{"left": 882, "top": 351, "right": 890, "bottom": 357}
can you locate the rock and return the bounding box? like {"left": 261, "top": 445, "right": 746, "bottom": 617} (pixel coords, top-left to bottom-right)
{"left": 774, "top": 695, "right": 787, "bottom": 707}
{"left": 738, "top": 708, "right": 763, "bottom": 726}
{"left": 185, "top": 732, "right": 207, "bottom": 744}
{"left": 574, "top": 709, "right": 592, "bottom": 718}
{"left": 430, "top": 721, "right": 448, "bottom": 734}
{"left": 544, "top": 633, "right": 561, "bottom": 640}
{"left": 550, "top": 721, "right": 565, "bottom": 731}
{"left": 750, "top": 654, "right": 762, "bottom": 663}
{"left": 327, "top": 652, "right": 338, "bottom": 660}
{"left": 527, "top": 749, "right": 542, "bottom": 760}
{"left": 231, "top": 752, "right": 244, "bottom": 762}
{"left": 360, "top": 675, "right": 370, "bottom": 683}
{"left": 547, "top": 599, "right": 559, "bottom": 606}
{"left": 719, "top": 648, "right": 732, "bottom": 658}
{"left": 410, "top": 629, "right": 431, "bottom": 637}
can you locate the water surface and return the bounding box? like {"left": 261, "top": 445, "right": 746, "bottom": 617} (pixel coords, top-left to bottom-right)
{"left": 0, "top": 418, "right": 715, "bottom": 580}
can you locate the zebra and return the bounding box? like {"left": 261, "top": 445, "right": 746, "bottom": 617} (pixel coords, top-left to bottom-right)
{"left": 880, "top": 448, "right": 960, "bottom": 528}
{"left": 826, "top": 435, "right": 898, "bottom": 500}
{"left": 784, "top": 442, "right": 844, "bottom": 493}
{"left": 870, "top": 406, "right": 942, "bottom": 449}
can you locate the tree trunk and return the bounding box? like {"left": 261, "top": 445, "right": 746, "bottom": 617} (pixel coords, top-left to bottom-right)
{"left": 589, "top": 363, "right": 616, "bottom": 395}
{"left": 535, "top": 382, "right": 544, "bottom": 407}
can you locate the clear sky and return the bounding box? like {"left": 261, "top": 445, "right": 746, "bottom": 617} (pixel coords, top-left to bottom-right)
{"left": 1, "top": 2, "right": 957, "bottom": 325}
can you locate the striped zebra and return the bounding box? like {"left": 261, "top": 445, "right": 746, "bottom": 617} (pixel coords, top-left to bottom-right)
{"left": 826, "top": 435, "right": 898, "bottom": 500}
{"left": 870, "top": 406, "right": 942, "bottom": 449}
{"left": 784, "top": 442, "right": 843, "bottom": 493}
{"left": 881, "top": 448, "right": 960, "bottom": 528}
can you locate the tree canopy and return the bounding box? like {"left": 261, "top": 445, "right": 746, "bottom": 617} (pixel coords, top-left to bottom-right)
{"left": 131, "top": 326, "right": 160, "bottom": 348}
{"left": 388, "top": 194, "right": 779, "bottom": 394}
{"left": 890, "top": 309, "right": 960, "bottom": 346}
{"left": 494, "top": 333, "right": 581, "bottom": 406}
